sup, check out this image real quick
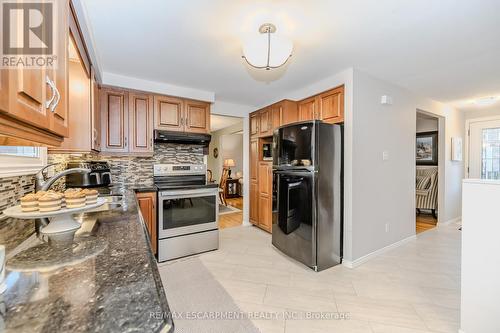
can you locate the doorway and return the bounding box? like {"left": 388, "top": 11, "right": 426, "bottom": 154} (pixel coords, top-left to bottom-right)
{"left": 467, "top": 118, "right": 500, "bottom": 179}
{"left": 415, "top": 111, "right": 440, "bottom": 233}
{"left": 207, "top": 114, "right": 244, "bottom": 229}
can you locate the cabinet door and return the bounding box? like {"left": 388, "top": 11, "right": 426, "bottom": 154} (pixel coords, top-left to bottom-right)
{"left": 249, "top": 180, "right": 259, "bottom": 225}
{"left": 185, "top": 100, "right": 210, "bottom": 133}
{"left": 250, "top": 139, "right": 258, "bottom": 181}
{"left": 154, "top": 95, "right": 184, "bottom": 131}
{"left": 47, "top": 0, "right": 69, "bottom": 137}
{"left": 129, "top": 92, "right": 153, "bottom": 153}
{"left": 258, "top": 162, "right": 271, "bottom": 196}
{"left": 258, "top": 195, "right": 272, "bottom": 233}
{"left": 136, "top": 192, "right": 157, "bottom": 255}
{"left": 319, "top": 86, "right": 344, "bottom": 124}
{"left": 259, "top": 108, "right": 272, "bottom": 136}
{"left": 250, "top": 112, "right": 259, "bottom": 137}
{"left": 101, "top": 88, "right": 129, "bottom": 152}
{"left": 271, "top": 105, "right": 282, "bottom": 131}
{"left": 91, "top": 70, "right": 100, "bottom": 151}
{"left": 281, "top": 100, "right": 299, "bottom": 126}
{"left": 298, "top": 97, "right": 317, "bottom": 121}
{"left": 0, "top": 70, "right": 8, "bottom": 113}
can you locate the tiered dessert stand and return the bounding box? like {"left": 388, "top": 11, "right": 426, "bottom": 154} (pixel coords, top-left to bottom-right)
{"left": 3, "top": 197, "right": 106, "bottom": 241}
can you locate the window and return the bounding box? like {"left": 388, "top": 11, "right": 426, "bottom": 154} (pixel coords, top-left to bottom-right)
{"left": 481, "top": 128, "right": 500, "bottom": 179}
{"left": 0, "top": 146, "right": 47, "bottom": 178}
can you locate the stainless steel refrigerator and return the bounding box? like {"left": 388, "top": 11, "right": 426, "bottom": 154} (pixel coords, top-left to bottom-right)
{"left": 272, "top": 120, "right": 343, "bottom": 272}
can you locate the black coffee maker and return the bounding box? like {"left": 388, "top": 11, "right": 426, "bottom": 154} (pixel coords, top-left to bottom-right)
{"left": 65, "top": 161, "right": 112, "bottom": 188}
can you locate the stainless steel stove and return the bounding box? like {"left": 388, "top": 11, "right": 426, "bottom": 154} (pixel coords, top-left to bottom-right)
{"left": 154, "top": 163, "right": 219, "bottom": 262}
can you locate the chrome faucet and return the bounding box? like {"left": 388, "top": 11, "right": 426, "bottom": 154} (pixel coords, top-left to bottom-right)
{"left": 35, "top": 163, "right": 91, "bottom": 192}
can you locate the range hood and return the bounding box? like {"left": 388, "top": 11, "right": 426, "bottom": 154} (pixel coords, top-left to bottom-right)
{"left": 154, "top": 130, "right": 211, "bottom": 147}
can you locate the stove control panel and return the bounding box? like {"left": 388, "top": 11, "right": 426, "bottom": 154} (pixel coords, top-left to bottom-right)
{"left": 153, "top": 164, "right": 206, "bottom": 176}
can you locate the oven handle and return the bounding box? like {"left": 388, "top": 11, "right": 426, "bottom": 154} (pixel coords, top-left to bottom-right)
{"left": 159, "top": 188, "right": 218, "bottom": 198}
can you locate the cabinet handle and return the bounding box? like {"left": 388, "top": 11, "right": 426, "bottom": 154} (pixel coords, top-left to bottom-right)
{"left": 180, "top": 118, "right": 184, "bottom": 126}
{"left": 51, "top": 83, "right": 61, "bottom": 113}
{"left": 124, "top": 137, "right": 128, "bottom": 147}
{"left": 45, "top": 76, "right": 56, "bottom": 111}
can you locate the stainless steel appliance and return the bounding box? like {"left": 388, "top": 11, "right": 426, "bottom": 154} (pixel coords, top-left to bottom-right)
{"left": 154, "top": 163, "right": 219, "bottom": 262}
{"left": 65, "top": 161, "right": 112, "bottom": 188}
{"left": 272, "top": 120, "right": 343, "bottom": 271}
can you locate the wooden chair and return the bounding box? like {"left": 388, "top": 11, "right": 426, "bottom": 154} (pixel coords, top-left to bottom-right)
{"left": 219, "top": 168, "right": 229, "bottom": 206}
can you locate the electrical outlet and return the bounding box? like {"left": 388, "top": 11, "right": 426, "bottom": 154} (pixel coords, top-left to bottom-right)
{"left": 385, "top": 223, "right": 389, "bottom": 233}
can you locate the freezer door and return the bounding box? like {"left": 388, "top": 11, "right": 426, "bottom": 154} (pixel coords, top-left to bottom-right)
{"left": 272, "top": 170, "right": 316, "bottom": 269}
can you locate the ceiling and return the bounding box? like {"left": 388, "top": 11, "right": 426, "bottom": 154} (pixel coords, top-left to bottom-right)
{"left": 82, "top": 0, "right": 500, "bottom": 109}
{"left": 210, "top": 115, "right": 243, "bottom": 132}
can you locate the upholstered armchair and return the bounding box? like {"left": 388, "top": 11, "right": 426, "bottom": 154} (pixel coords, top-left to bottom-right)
{"left": 416, "top": 167, "right": 438, "bottom": 218}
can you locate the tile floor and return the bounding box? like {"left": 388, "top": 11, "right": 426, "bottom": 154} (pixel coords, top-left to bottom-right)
{"left": 161, "top": 223, "right": 461, "bottom": 333}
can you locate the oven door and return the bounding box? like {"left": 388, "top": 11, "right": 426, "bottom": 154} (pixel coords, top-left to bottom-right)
{"left": 158, "top": 188, "right": 218, "bottom": 238}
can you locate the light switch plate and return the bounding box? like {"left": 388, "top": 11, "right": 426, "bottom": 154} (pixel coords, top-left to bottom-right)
{"left": 382, "top": 151, "right": 389, "bottom": 161}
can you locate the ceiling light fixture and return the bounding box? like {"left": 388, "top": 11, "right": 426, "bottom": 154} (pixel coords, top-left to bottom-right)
{"left": 242, "top": 23, "right": 293, "bottom": 70}
{"left": 473, "top": 96, "right": 499, "bottom": 106}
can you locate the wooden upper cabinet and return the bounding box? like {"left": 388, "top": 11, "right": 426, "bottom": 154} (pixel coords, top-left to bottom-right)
{"left": 259, "top": 108, "right": 272, "bottom": 136}
{"left": 47, "top": 0, "right": 69, "bottom": 137}
{"left": 91, "top": 71, "right": 101, "bottom": 151}
{"left": 318, "top": 86, "right": 344, "bottom": 124}
{"left": 185, "top": 100, "right": 210, "bottom": 134}
{"left": 250, "top": 112, "right": 259, "bottom": 137}
{"left": 280, "top": 100, "right": 299, "bottom": 126}
{"left": 154, "top": 95, "right": 184, "bottom": 131}
{"left": 271, "top": 104, "right": 282, "bottom": 131}
{"left": 129, "top": 92, "right": 153, "bottom": 153}
{"left": 100, "top": 87, "right": 128, "bottom": 152}
{"left": 298, "top": 96, "right": 317, "bottom": 121}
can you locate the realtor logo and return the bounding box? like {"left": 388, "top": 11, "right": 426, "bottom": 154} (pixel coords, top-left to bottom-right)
{"left": 1, "top": 0, "right": 56, "bottom": 68}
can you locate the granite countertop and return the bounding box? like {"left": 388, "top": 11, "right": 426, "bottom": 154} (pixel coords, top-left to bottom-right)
{"left": 0, "top": 187, "right": 173, "bottom": 333}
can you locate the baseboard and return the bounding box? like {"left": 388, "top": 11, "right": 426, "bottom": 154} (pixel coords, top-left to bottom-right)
{"left": 439, "top": 216, "right": 461, "bottom": 226}
{"left": 342, "top": 234, "right": 417, "bottom": 269}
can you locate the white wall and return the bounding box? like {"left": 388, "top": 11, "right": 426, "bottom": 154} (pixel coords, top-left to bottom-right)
{"left": 349, "top": 69, "right": 464, "bottom": 263}
{"left": 461, "top": 179, "right": 500, "bottom": 333}
{"left": 416, "top": 116, "right": 438, "bottom": 133}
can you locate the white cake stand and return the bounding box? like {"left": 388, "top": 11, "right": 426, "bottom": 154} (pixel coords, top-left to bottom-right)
{"left": 3, "top": 197, "right": 106, "bottom": 236}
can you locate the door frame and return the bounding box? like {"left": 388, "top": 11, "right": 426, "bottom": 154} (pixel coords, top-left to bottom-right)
{"left": 416, "top": 109, "right": 445, "bottom": 225}
{"left": 464, "top": 115, "right": 500, "bottom": 179}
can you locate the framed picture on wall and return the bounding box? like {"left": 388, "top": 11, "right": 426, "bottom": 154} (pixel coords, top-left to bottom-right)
{"left": 416, "top": 131, "right": 438, "bottom": 166}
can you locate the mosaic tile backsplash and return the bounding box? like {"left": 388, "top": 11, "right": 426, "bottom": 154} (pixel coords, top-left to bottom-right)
{"left": 0, "top": 175, "right": 35, "bottom": 218}
{"left": 48, "top": 143, "right": 205, "bottom": 189}
{"left": 0, "top": 144, "right": 204, "bottom": 213}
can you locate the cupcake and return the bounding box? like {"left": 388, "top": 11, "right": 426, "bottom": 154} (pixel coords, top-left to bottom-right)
{"left": 63, "top": 188, "right": 80, "bottom": 207}
{"left": 65, "top": 191, "right": 86, "bottom": 208}
{"left": 38, "top": 193, "right": 63, "bottom": 212}
{"left": 20, "top": 193, "right": 38, "bottom": 212}
{"left": 81, "top": 189, "right": 99, "bottom": 205}
{"left": 34, "top": 191, "right": 47, "bottom": 199}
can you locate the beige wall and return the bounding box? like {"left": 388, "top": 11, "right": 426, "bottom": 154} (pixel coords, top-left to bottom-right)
{"left": 207, "top": 121, "right": 243, "bottom": 182}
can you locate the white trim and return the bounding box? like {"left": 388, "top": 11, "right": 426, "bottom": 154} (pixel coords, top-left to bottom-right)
{"left": 0, "top": 147, "right": 46, "bottom": 178}
{"left": 102, "top": 72, "right": 216, "bottom": 103}
{"left": 439, "top": 216, "right": 461, "bottom": 226}
{"left": 342, "top": 234, "right": 417, "bottom": 268}
{"left": 458, "top": 329, "right": 465, "bottom": 333}
{"left": 464, "top": 115, "right": 500, "bottom": 178}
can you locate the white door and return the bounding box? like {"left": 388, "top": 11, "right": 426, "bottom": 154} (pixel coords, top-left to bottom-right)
{"left": 469, "top": 119, "right": 500, "bottom": 179}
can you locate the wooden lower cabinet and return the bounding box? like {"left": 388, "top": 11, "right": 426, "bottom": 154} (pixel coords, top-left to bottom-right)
{"left": 257, "top": 162, "right": 272, "bottom": 232}
{"left": 249, "top": 180, "right": 259, "bottom": 225}
{"left": 136, "top": 192, "right": 157, "bottom": 255}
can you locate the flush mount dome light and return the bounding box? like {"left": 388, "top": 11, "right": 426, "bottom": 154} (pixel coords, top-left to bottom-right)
{"left": 242, "top": 23, "right": 293, "bottom": 70}
{"left": 474, "top": 96, "right": 499, "bottom": 106}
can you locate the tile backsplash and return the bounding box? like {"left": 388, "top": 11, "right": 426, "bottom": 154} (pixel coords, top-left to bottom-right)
{"left": 48, "top": 143, "right": 205, "bottom": 189}
{"left": 0, "top": 175, "right": 35, "bottom": 217}
{"left": 0, "top": 143, "right": 205, "bottom": 212}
